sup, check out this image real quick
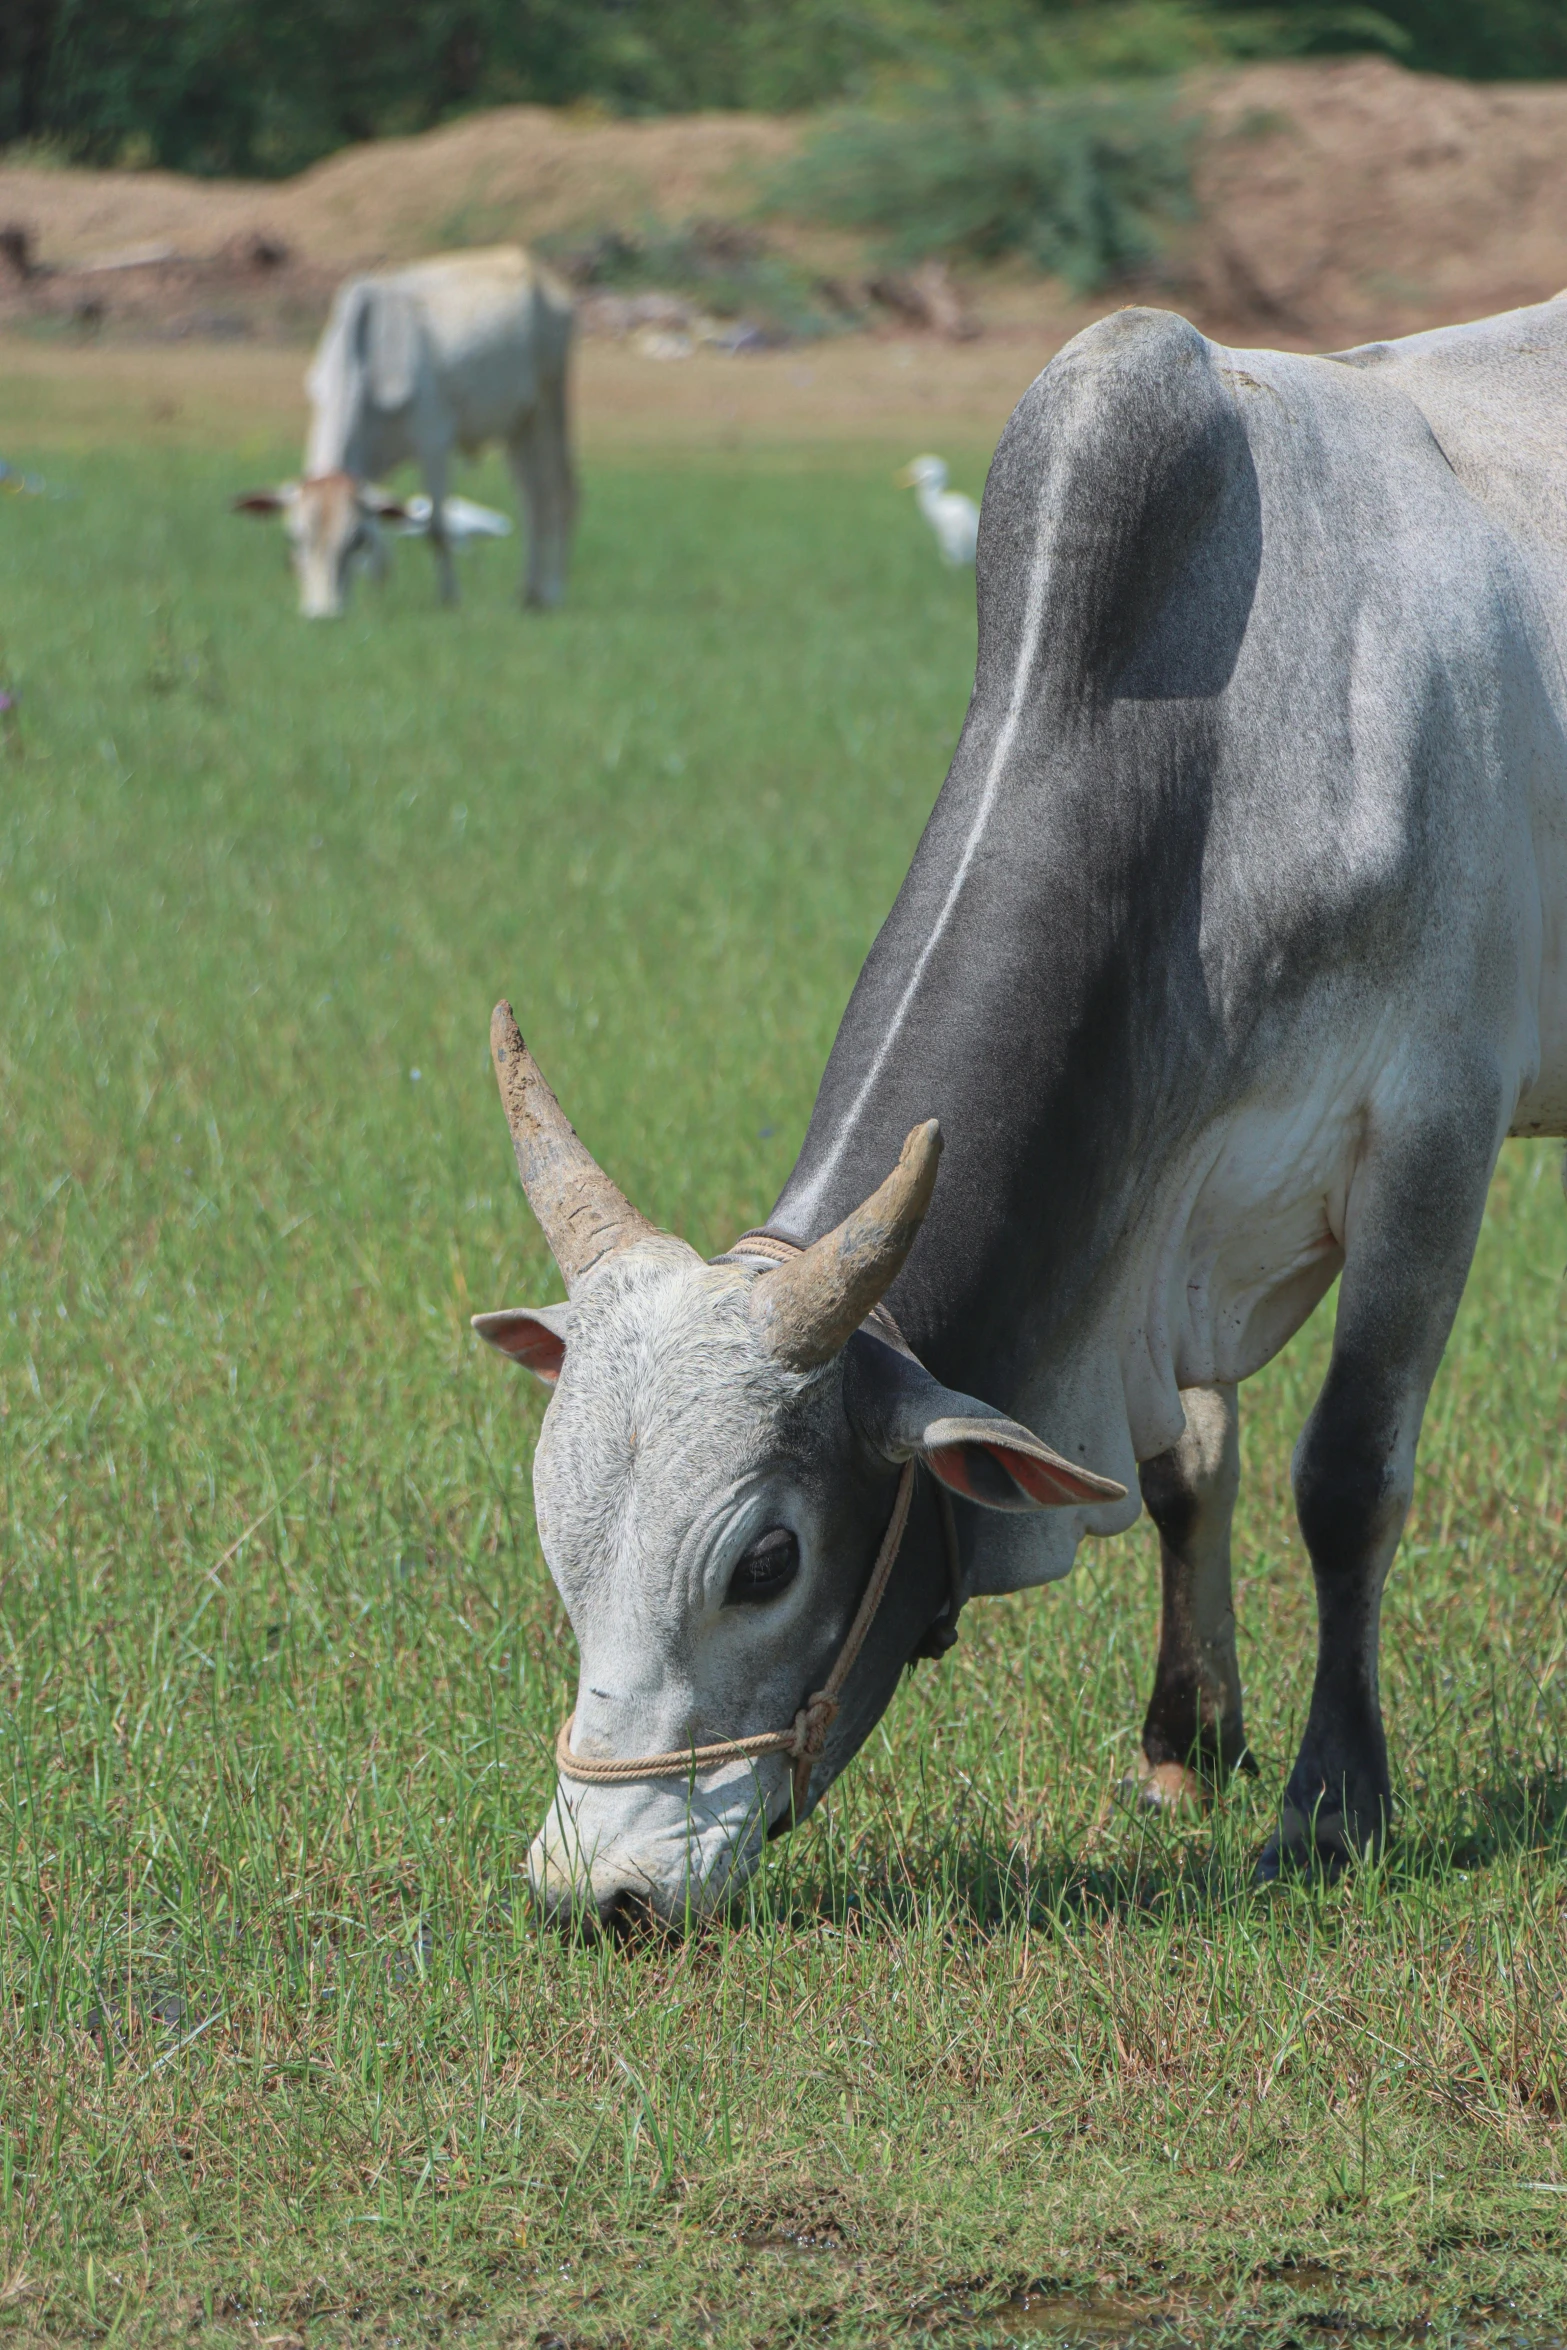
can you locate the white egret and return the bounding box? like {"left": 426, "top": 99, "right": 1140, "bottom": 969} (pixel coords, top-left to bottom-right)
{"left": 898, "top": 454, "right": 979, "bottom": 567}
{"left": 396, "top": 493, "right": 513, "bottom": 546}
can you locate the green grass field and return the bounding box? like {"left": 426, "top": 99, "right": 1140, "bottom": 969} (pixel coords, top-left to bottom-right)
{"left": 2, "top": 439, "right": 1566, "bottom": 2349}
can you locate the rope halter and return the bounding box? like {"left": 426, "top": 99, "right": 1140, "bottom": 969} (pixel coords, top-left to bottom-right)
{"left": 555, "top": 1456, "right": 916, "bottom": 1813}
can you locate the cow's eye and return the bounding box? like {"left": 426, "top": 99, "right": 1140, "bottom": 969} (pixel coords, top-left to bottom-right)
{"left": 727, "top": 1527, "right": 799, "bottom": 1605}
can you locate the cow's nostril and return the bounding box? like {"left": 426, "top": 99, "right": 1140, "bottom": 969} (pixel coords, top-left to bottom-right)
{"left": 536, "top": 1876, "right": 661, "bottom": 1939}
{"left": 598, "top": 1884, "right": 659, "bottom": 1940}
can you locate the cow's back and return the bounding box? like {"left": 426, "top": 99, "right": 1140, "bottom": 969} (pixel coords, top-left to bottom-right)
{"left": 1325, "top": 300, "right": 1567, "bottom": 1126}
{"left": 1329, "top": 300, "right": 1567, "bottom": 620}
{"left": 388, "top": 245, "right": 570, "bottom": 436}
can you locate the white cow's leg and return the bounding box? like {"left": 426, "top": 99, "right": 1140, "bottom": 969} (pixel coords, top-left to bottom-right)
{"left": 505, "top": 428, "right": 541, "bottom": 605}
{"left": 1260, "top": 1098, "right": 1504, "bottom": 1877}
{"left": 508, "top": 381, "right": 576, "bottom": 609}
{"left": 423, "top": 457, "right": 458, "bottom": 608}
{"left": 1134, "top": 1382, "right": 1249, "bottom": 1808}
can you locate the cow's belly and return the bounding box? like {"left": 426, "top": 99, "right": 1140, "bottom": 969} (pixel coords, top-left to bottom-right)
{"left": 1512, "top": 774, "right": 1567, "bottom": 1135}
{"left": 435, "top": 346, "right": 540, "bottom": 447}
{"left": 1170, "top": 1120, "right": 1347, "bottom": 1394}
{"left": 1133, "top": 985, "right": 1553, "bottom": 1455}
{"left": 1171, "top": 1096, "right": 1353, "bottom": 1389}
{"left": 1120, "top": 1023, "right": 1406, "bottom": 1455}
{"left": 1512, "top": 1030, "right": 1567, "bottom": 1137}
{"left": 1506, "top": 550, "right": 1567, "bottom": 1135}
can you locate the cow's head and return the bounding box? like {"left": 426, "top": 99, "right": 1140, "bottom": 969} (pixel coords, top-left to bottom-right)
{"left": 232, "top": 475, "right": 410, "bottom": 618}
{"left": 476, "top": 1005, "right": 1124, "bottom": 1927}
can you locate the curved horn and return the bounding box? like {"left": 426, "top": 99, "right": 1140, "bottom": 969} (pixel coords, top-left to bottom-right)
{"left": 751, "top": 1121, "right": 941, "bottom": 1370}
{"left": 489, "top": 1000, "right": 658, "bottom": 1290}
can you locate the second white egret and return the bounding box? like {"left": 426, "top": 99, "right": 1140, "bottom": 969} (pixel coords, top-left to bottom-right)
{"left": 899, "top": 454, "right": 979, "bottom": 567}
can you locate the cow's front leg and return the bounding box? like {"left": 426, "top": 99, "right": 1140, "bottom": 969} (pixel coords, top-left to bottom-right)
{"left": 1260, "top": 1107, "right": 1500, "bottom": 1878}
{"left": 1134, "top": 1382, "right": 1249, "bottom": 1808}
{"left": 430, "top": 515, "right": 458, "bottom": 607}
{"left": 422, "top": 463, "right": 459, "bottom": 607}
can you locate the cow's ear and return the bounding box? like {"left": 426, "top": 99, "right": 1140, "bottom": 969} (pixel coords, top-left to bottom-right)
{"left": 914, "top": 1414, "right": 1124, "bottom": 1508}
{"left": 472, "top": 1304, "right": 571, "bottom": 1385}
{"left": 233, "top": 486, "right": 295, "bottom": 516}
{"left": 843, "top": 1334, "right": 1125, "bottom": 1512}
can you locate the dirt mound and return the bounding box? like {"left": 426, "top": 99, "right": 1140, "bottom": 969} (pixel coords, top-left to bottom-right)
{"left": 1, "top": 61, "right": 1566, "bottom": 349}
{"left": 1189, "top": 56, "right": 1567, "bottom": 346}
{"left": 0, "top": 107, "right": 789, "bottom": 277}
{"left": 0, "top": 107, "right": 798, "bottom": 344}
{"left": 275, "top": 106, "right": 795, "bottom": 267}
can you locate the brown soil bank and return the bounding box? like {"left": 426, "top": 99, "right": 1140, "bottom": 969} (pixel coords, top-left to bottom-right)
{"left": 1189, "top": 58, "right": 1567, "bottom": 342}
{"left": 0, "top": 58, "right": 1564, "bottom": 350}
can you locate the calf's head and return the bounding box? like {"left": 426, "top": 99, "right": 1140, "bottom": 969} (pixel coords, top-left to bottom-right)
{"left": 232, "top": 475, "right": 409, "bottom": 618}
{"left": 476, "top": 1003, "right": 1123, "bottom": 1927}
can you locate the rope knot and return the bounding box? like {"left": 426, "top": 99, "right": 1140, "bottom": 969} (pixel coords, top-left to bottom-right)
{"left": 790, "top": 1693, "right": 839, "bottom": 1763}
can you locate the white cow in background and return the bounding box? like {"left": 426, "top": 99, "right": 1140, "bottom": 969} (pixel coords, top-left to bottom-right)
{"left": 235, "top": 246, "right": 576, "bottom": 618}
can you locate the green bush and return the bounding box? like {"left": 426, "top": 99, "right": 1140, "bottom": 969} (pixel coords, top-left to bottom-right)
{"left": 771, "top": 80, "right": 1195, "bottom": 292}
{"left": 2, "top": 0, "right": 897, "bottom": 173}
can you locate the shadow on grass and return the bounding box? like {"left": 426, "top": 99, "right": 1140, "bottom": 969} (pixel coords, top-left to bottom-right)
{"left": 744, "top": 1762, "right": 1567, "bottom": 1944}
{"left": 1393, "top": 1769, "right": 1567, "bottom": 1881}
{"left": 126, "top": 1763, "right": 1567, "bottom": 1979}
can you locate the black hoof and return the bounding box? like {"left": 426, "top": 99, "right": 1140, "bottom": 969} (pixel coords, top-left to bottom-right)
{"left": 1255, "top": 1805, "right": 1382, "bottom": 1885}
{"left": 1253, "top": 1836, "right": 1345, "bottom": 1886}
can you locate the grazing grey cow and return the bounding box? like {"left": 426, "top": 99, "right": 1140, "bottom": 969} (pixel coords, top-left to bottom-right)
{"left": 234, "top": 246, "right": 575, "bottom": 617}
{"left": 477, "top": 296, "right": 1567, "bottom": 1924}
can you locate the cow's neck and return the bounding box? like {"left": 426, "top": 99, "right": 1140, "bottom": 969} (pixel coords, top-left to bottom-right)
{"left": 768, "top": 693, "right": 1211, "bottom": 1579}
{"left": 305, "top": 390, "right": 374, "bottom": 484}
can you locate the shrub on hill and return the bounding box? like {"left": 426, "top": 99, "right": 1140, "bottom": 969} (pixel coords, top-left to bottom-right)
{"left": 769, "top": 80, "right": 1195, "bottom": 293}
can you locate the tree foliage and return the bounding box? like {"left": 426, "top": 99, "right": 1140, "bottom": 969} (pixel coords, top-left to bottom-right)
{"left": 2, "top": 0, "right": 1565, "bottom": 178}
{"left": 1229, "top": 0, "right": 1567, "bottom": 79}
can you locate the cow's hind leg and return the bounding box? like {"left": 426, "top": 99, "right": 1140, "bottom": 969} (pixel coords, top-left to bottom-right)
{"left": 1260, "top": 1102, "right": 1503, "bottom": 1878}
{"left": 507, "top": 381, "right": 576, "bottom": 610}
{"left": 1134, "top": 1382, "right": 1250, "bottom": 1808}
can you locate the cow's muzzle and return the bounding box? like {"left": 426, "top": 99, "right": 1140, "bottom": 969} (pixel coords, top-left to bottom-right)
{"left": 526, "top": 1768, "right": 783, "bottom": 1931}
